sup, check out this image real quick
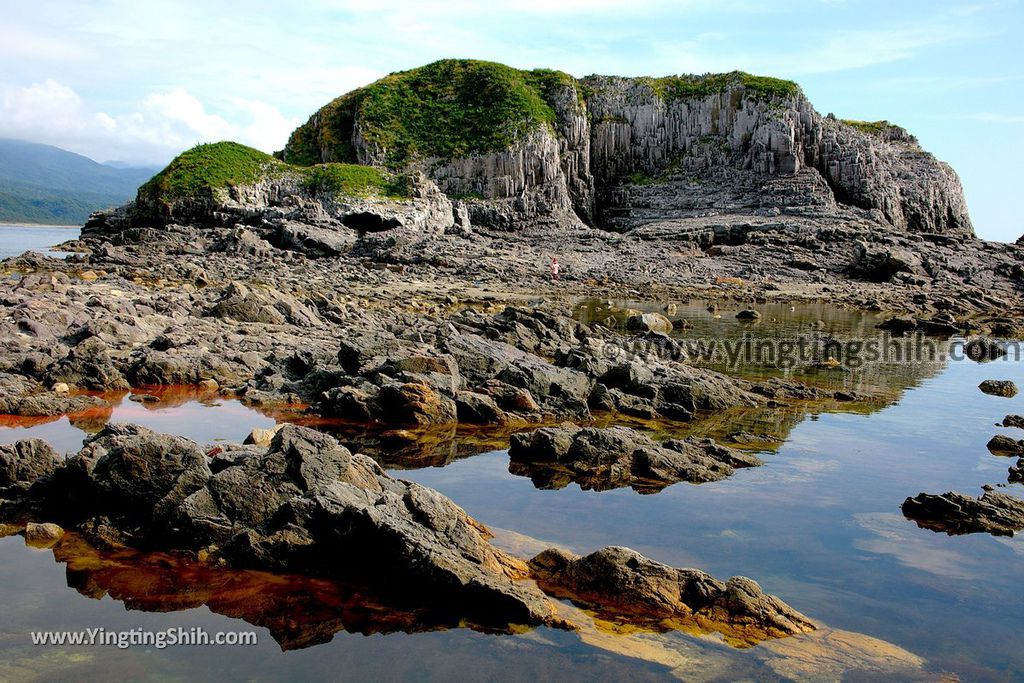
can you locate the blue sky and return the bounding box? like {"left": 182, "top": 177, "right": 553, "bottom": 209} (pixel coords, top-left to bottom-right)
{"left": 1, "top": 0, "right": 1021, "bottom": 240}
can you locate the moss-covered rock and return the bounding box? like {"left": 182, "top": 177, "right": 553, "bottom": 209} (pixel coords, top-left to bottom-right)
{"left": 282, "top": 59, "right": 572, "bottom": 167}
{"left": 644, "top": 71, "right": 799, "bottom": 101}
{"left": 139, "top": 142, "right": 281, "bottom": 203}
{"left": 138, "top": 142, "right": 409, "bottom": 211}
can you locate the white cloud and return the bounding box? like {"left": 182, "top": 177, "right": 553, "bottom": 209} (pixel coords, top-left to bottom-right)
{"left": 0, "top": 80, "right": 300, "bottom": 166}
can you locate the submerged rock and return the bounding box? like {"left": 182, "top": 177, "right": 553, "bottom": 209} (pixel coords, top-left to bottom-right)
{"left": 901, "top": 490, "right": 1024, "bottom": 536}
{"left": 625, "top": 312, "right": 673, "bottom": 334}
{"left": 1009, "top": 459, "right": 1024, "bottom": 484}
{"left": 979, "top": 380, "right": 1018, "bottom": 397}
{"left": 508, "top": 424, "right": 759, "bottom": 493}
{"left": 529, "top": 546, "right": 815, "bottom": 646}
{"left": 24, "top": 521, "right": 64, "bottom": 547}
{"left": 1003, "top": 415, "right": 1024, "bottom": 429}
{"left": 986, "top": 434, "right": 1024, "bottom": 456}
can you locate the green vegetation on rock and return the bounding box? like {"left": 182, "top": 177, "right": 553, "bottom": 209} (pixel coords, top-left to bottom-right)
{"left": 140, "top": 142, "right": 278, "bottom": 202}
{"left": 282, "top": 60, "right": 804, "bottom": 169}
{"left": 839, "top": 119, "right": 894, "bottom": 136}
{"left": 646, "top": 71, "right": 799, "bottom": 101}
{"left": 283, "top": 59, "right": 574, "bottom": 168}
{"left": 628, "top": 172, "right": 659, "bottom": 186}
{"left": 299, "top": 163, "right": 408, "bottom": 199}
{"left": 141, "top": 141, "right": 409, "bottom": 206}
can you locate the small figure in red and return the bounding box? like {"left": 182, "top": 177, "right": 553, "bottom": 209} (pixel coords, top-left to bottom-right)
{"left": 550, "top": 257, "right": 560, "bottom": 281}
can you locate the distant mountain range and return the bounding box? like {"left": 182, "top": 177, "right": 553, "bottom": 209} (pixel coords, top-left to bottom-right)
{"left": 0, "top": 139, "right": 158, "bottom": 225}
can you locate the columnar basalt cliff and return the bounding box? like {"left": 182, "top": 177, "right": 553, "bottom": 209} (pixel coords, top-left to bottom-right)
{"left": 278, "top": 60, "right": 971, "bottom": 236}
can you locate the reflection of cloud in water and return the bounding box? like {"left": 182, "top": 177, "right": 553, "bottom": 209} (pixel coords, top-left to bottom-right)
{"left": 560, "top": 600, "right": 928, "bottom": 683}
{"left": 854, "top": 512, "right": 978, "bottom": 580}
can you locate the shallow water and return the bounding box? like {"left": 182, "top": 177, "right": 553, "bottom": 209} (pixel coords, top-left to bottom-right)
{"left": 2, "top": 308, "right": 1023, "bottom": 681}
{"left": 0, "top": 225, "right": 81, "bottom": 260}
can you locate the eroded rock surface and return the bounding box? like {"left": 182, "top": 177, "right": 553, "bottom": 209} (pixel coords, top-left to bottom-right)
{"left": 529, "top": 546, "right": 815, "bottom": 646}
{"left": 508, "top": 424, "right": 759, "bottom": 492}
{"left": 979, "top": 380, "right": 1018, "bottom": 397}
{"left": 901, "top": 490, "right": 1024, "bottom": 536}
{"left": 3, "top": 424, "right": 555, "bottom": 628}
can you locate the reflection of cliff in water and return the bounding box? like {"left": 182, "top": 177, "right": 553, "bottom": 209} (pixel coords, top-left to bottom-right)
{"left": 44, "top": 534, "right": 528, "bottom": 650}
{"left": 5, "top": 530, "right": 932, "bottom": 680}
{"left": 574, "top": 298, "right": 951, "bottom": 397}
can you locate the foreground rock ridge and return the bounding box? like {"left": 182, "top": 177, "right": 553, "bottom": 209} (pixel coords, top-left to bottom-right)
{"left": 0, "top": 424, "right": 815, "bottom": 645}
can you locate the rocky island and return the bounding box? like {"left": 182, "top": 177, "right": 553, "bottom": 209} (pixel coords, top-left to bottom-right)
{"left": 2, "top": 58, "right": 1023, "bottom": 679}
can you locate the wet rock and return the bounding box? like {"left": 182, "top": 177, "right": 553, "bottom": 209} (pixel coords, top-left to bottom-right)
{"left": 626, "top": 312, "right": 673, "bottom": 334}
{"left": 19, "top": 424, "right": 555, "bottom": 626}
{"left": 987, "top": 434, "right": 1024, "bottom": 456}
{"left": 529, "top": 546, "right": 815, "bottom": 642}
{"left": 1003, "top": 415, "right": 1024, "bottom": 429}
{"left": 24, "top": 521, "right": 64, "bottom": 547}
{"left": 378, "top": 382, "right": 458, "bottom": 425}
{"left": 508, "top": 425, "right": 758, "bottom": 493}
{"left": 1009, "top": 458, "right": 1024, "bottom": 484}
{"left": 726, "top": 431, "right": 783, "bottom": 447}
{"left": 877, "top": 316, "right": 917, "bottom": 334}
{"left": 979, "top": 380, "right": 1018, "bottom": 397}
{"left": 735, "top": 309, "right": 761, "bottom": 321}
{"left": 902, "top": 489, "right": 1024, "bottom": 536}
{"left": 454, "top": 391, "right": 506, "bottom": 424}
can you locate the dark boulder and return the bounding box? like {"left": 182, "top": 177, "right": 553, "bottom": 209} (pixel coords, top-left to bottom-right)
{"left": 979, "top": 380, "right": 1018, "bottom": 397}
{"left": 902, "top": 490, "right": 1024, "bottom": 536}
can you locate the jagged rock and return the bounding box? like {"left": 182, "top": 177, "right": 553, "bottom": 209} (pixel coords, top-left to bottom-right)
{"left": 0, "top": 373, "right": 108, "bottom": 417}
{"left": 528, "top": 546, "right": 815, "bottom": 644}
{"left": 0, "top": 439, "right": 61, "bottom": 493}
{"left": 848, "top": 244, "right": 922, "bottom": 282}
{"left": 20, "top": 424, "right": 555, "bottom": 626}
{"left": 1010, "top": 459, "right": 1024, "bottom": 484}
{"left": 208, "top": 281, "right": 321, "bottom": 327}
{"left": 45, "top": 337, "right": 129, "bottom": 390}
{"left": 244, "top": 423, "right": 285, "bottom": 447}
{"left": 454, "top": 391, "right": 506, "bottom": 424}
{"left": 979, "top": 380, "right": 1018, "bottom": 397}
{"left": 902, "top": 490, "right": 1024, "bottom": 536}
{"left": 1003, "top": 415, "right": 1024, "bottom": 429}
{"left": 987, "top": 435, "right": 1024, "bottom": 456}
{"left": 378, "top": 382, "right": 458, "bottom": 425}
{"left": 508, "top": 425, "right": 758, "bottom": 492}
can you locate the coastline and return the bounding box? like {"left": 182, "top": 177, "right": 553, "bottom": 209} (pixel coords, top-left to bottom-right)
{"left": 0, "top": 222, "right": 81, "bottom": 229}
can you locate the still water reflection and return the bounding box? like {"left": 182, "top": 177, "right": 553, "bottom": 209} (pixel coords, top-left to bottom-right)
{"left": 1, "top": 304, "right": 1023, "bottom": 681}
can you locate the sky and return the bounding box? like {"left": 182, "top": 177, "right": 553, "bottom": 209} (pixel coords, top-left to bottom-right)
{"left": 1, "top": 0, "right": 1022, "bottom": 241}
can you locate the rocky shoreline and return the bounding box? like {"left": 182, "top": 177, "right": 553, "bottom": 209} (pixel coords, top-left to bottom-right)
{"left": 0, "top": 423, "right": 815, "bottom": 645}
{"left": 2, "top": 59, "right": 1024, "bottom": 676}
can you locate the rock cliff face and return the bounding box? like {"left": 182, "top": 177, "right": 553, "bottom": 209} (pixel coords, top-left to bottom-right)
{"left": 281, "top": 60, "right": 972, "bottom": 236}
